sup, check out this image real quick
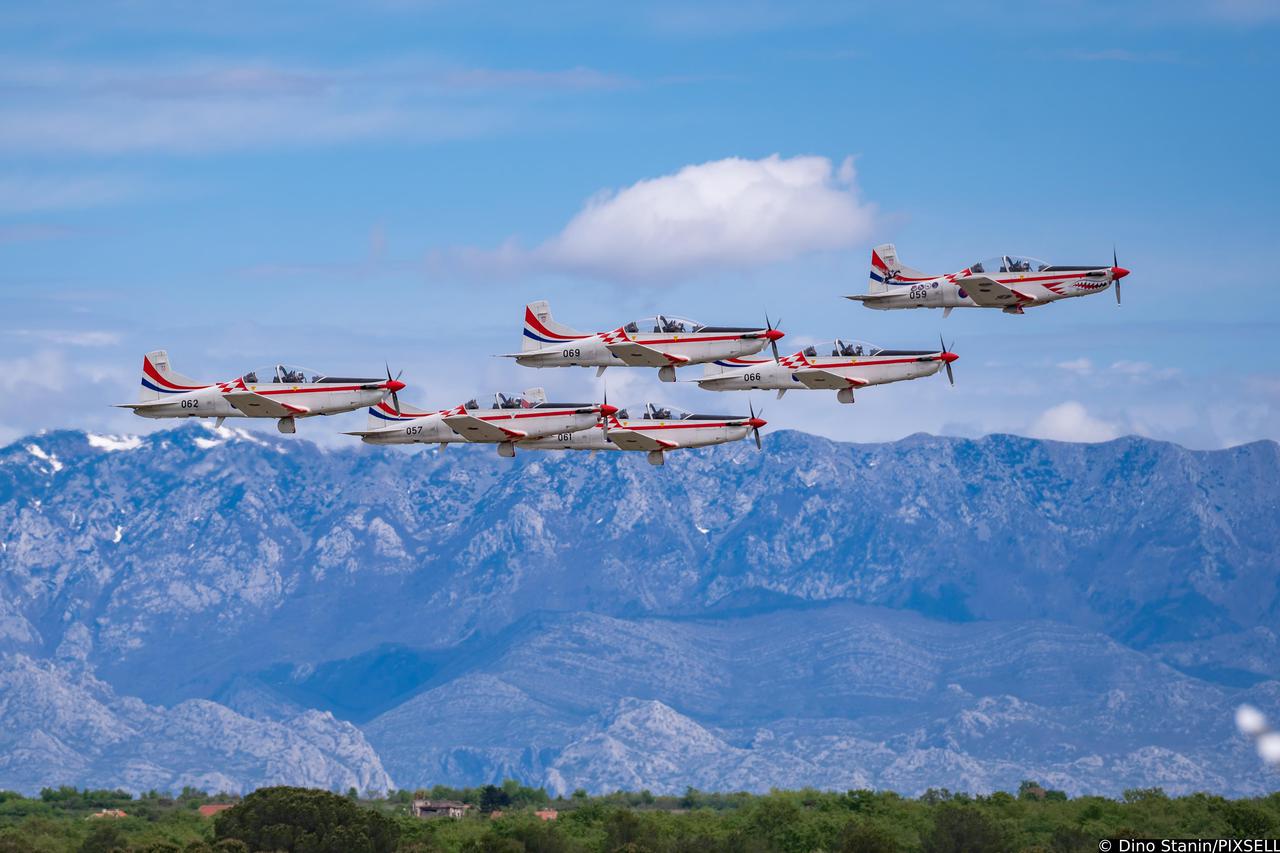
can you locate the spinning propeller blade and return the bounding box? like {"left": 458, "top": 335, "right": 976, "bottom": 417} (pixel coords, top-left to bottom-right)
{"left": 939, "top": 334, "right": 956, "bottom": 386}
{"left": 749, "top": 400, "right": 764, "bottom": 451}
{"left": 385, "top": 362, "right": 402, "bottom": 416}
{"left": 1113, "top": 247, "right": 1121, "bottom": 306}
{"left": 765, "top": 314, "right": 782, "bottom": 362}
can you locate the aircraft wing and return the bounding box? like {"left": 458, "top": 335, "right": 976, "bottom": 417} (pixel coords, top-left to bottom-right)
{"left": 223, "top": 391, "right": 309, "bottom": 418}
{"left": 792, "top": 369, "right": 869, "bottom": 390}
{"left": 953, "top": 275, "right": 1032, "bottom": 307}
{"left": 605, "top": 341, "right": 691, "bottom": 368}
{"left": 442, "top": 413, "right": 527, "bottom": 442}
{"left": 845, "top": 292, "right": 897, "bottom": 302}
{"left": 607, "top": 429, "right": 677, "bottom": 452}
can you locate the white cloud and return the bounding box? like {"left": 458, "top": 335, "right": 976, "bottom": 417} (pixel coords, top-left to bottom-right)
{"left": 0, "top": 57, "right": 625, "bottom": 155}
{"left": 0, "top": 175, "right": 140, "bottom": 213}
{"left": 1027, "top": 401, "right": 1121, "bottom": 443}
{"left": 1057, "top": 357, "right": 1093, "bottom": 375}
{"left": 529, "top": 154, "right": 876, "bottom": 280}
{"left": 10, "top": 329, "right": 122, "bottom": 347}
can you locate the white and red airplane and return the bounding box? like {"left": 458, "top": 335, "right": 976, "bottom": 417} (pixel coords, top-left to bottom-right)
{"left": 117, "top": 350, "right": 407, "bottom": 433}
{"left": 520, "top": 402, "right": 767, "bottom": 467}
{"left": 344, "top": 388, "right": 617, "bottom": 457}
{"left": 848, "top": 244, "right": 1131, "bottom": 316}
{"left": 696, "top": 337, "right": 958, "bottom": 403}
{"left": 502, "top": 301, "right": 785, "bottom": 382}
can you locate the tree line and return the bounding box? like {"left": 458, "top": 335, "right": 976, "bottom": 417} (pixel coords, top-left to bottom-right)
{"left": 0, "top": 782, "right": 1277, "bottom": 852}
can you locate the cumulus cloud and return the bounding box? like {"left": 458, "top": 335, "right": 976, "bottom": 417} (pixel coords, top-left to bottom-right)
{"left": 527, "top": 154, "right": 876, "bottom": 280}
{"left": 1027, "top": 401, "right": 1121, "bottom": 443}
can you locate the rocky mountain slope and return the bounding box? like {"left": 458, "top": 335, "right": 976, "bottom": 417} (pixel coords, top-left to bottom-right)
{"left": 0, "top": 424, "right": 1275, "bottom": 795}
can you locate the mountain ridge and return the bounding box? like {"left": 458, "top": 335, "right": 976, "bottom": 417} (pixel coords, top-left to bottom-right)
{"left": 1, "top": 424, "right": 1276, "bottom": 795}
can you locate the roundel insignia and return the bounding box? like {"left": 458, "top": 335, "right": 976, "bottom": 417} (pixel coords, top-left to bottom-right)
{"left": 958, "top": 288, "right": 968, "bottom": 299}
{"left": 931, "top": 282, "right": 939, "bottom": 288}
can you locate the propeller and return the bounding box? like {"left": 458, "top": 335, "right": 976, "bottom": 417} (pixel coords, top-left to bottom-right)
{"left": 1112, "top": 246, "right": 1126, "bottom": 306}
{"left": 939, "top": 334, "right": 957, "bottom": 386}
{"left": 747, "top": 399, "right": 766, "bottom": 451}
{"left": 598, "top": 386, "right": 614, "bottom": 436}
{"left": 765, "top": 314, "right": 783, "bottom": 362}
{"left": 384, "top": 362, "right": 404, "bottom": 416}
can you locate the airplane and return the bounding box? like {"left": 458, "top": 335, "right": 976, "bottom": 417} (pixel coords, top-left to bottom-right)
{"left": 344, "top": 387, "right": 617, "bottom": 457}
{"left": 117, "top": 350, "right": 406, "bottom": 433}
{"left": 501, "top": 300, "right": 785, "bottom": 382}
{"left": 519, "top": 401, "right": 767, "bottom": 467}
{"left": 848, "top": 244, "right": 1131, "bottom": 316}
{"left": 696, "top": 336, "right": 958, "bottom": 403}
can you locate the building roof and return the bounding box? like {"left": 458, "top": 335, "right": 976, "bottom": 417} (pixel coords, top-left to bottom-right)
{"left": 198, "top": 804, "right": 235, "bottom": 817}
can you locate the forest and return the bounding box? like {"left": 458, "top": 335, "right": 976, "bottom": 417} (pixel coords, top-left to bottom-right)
{"left": 1, "top": 782, "right": 1276, "bottom": 852}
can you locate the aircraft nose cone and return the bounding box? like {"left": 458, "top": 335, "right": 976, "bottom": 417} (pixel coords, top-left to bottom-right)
{"left": 1112, "top": 266, "right": 1130, "bottom": 280}
{"left": 599, "top": 403, "right": 619, "bottom": 416}
{"left": 763, "top": 329, "right": 785, "bottom": 342}
{"left": 748, "top": 417, "right": 767, "bottom": 429}
{"left": 386, "top": 379, "right": 406, "bottom": 393}
{"left": 941, "top": 351, "right": 959, "bottom": 364}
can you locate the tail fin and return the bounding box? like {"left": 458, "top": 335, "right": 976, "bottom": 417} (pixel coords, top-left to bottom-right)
{"left": 523, "top": 301, "right": 586, "bottom": 352}
{"left": 702, "top": 362, "right": 733, "bottom": 378}
{"left": 869, "top": 243, "right": 933, "bottom": 293}
{"left": 366, "top": 399, "right": 433, "bottom": 430}
{"left": 139, "top": 350, "right": 205, "bottom": 401}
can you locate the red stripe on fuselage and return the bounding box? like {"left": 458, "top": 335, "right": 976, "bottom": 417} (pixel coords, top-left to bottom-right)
{"left": 255, "top": 385, "right": 370, "bottom": 396}
{"left": 478, "top": 409, "right": 586, "bottom": 422}
{"left": 632, "top": 333, "right": 759, "bottom": 345}
{"left": 621, "top": 422, "right": 735, "bottom": 431}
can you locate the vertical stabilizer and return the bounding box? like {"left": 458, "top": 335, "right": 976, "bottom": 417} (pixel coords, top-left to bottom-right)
{"left": 522, "top": 301, "right": 586, "bottom": 352}
{"left": 869, "top": 243, "right": 933, "bottom": 293}
{"left": 139, "top": 350, "right": 205, "bottom": 401}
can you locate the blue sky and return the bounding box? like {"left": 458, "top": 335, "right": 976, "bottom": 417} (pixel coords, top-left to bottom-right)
{"left": 2, "top": 0, "right": 1278, "bottom": 449}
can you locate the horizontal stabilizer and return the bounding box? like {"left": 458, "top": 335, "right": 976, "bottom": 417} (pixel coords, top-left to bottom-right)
{"left": 115, "top": 399, "right": 173, "bottom": 410}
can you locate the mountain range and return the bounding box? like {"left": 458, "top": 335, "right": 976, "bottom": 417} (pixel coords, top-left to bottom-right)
{"left": 1, "top": 423, "right": 1276, "bottom": 796}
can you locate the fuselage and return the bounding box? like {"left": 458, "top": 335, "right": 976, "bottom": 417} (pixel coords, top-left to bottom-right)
{"left": 519, "top": 414, "right": 753, "bottom": 452}
{"left": 864, "top": 265, "right": 1120, "bottom": 312}
{"left": 354, "top": 401, "right": 602, "bottom": 445}
{"left": 516, "top": 324, "right": 776, "bottom": 369}
{"left": 698, "top": 349, "right": 946, "bottom": 392}
{"left": 132, "top": 376, "right": 388, "bottom": 419}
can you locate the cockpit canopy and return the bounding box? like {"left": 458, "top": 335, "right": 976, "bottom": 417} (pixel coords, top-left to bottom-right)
{"left": 801, "top": 339, "right": 882, "bottom": 358}
{"left": 624, "top": 315, "right": 704, "bottom": 334}
{"left": 241, "top": 364, "right": 325, "bottom": 384}
{"left": 969, "top": 255, "right": 1050, "bottom": 274}
{"left": 463, "top": 388, "right": 549, "bottom": 410}
{"left": 640, "top": 402, "right": 691, "bottom": 421}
